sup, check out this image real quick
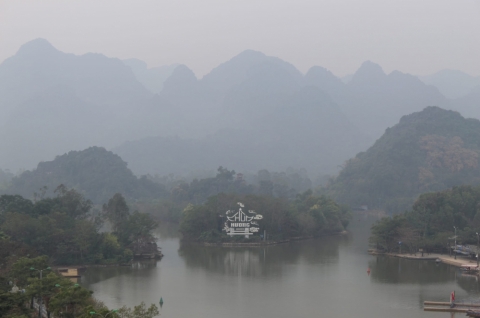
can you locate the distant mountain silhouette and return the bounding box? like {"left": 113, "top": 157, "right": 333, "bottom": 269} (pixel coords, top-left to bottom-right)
{"left": 0, "top": 38, "right": 150, "bottom": 114}
{"left": 0, "top": 39, "right": 155, "bottom": 169}
{"left": 303, "top": 61, "right": 451, "bottom": 141}
{"left": 340, "top": 74, "right": 353, "bottom": 84}
{"left": 0, "top": 89, "right": 103, "bottom": 170}
{"left": 304, "top": 66, "right": 356, "bottom": 118}
{"left": 113, "top": 85, "right": 367, "bottom": 176}
{"left": 199, "top": 50, "right": 304, "bottom": 103}
{"left": 220, "top": 61, "right": 302, "bottom": 126}
{"left": 305, "top": 66, "right": 346, "bottom": 96}
{"left": 1, "top": 38, "right": 478, "bottom": 179}
{"left": 326, "top": 106, "right": 480, "bottom": 213}
{"left": 420, "top": 69, "right": 480, "bottom": 99}
{"left": 162, "top": 64, "right": 199, "bottom": 97}
{"left": 123, "top": 58, "right": 178, "bottom": 94}
{"left": 349, "top": 60, "right": 387, "bottom": 88}
{"left": 343, "top": 61, "right": 450, "bottom": 138}
{"left": 6, "top": 147, "right": 166, "bottom": 203}
{"left": 451, "top": 85, "right": 480, "bottom": 120}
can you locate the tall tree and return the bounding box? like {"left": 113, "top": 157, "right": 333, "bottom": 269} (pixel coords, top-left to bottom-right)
{"left": 103, "top": 193, "right": 130, "bottom": 233}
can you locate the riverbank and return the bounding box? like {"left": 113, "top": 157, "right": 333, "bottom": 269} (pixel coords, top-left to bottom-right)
{"left": 370, "top": 251, "right": 478, "bottom": 268}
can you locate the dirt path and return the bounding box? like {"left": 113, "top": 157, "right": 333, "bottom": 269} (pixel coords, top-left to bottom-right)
{"left": 376, "top": 252, "right": 479, "bottom": 268}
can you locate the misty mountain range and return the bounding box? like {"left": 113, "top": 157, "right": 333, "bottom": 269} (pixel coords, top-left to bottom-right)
{"left": 1, "top": 38, "right": 479, "bottom": 177}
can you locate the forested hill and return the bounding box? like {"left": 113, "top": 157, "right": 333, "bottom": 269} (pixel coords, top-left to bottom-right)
{"left": 5, "top": 147, "right": 166, "bottom": 203}
{"left": 326, "top": 106, "right": 480, "bottom": 213}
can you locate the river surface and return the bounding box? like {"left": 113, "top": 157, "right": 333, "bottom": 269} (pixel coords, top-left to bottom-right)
{"left": 81, "top": 215, "right": 480, "bottom": 318}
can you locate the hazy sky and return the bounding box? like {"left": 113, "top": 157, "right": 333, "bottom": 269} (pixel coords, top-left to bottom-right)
{"left": 1, "top": 0, "right": 479, "bottom": 78}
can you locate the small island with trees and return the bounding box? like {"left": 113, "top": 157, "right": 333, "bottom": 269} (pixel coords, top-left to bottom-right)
{"left": 179, "top": 191, "right": 351, "bottom": 244}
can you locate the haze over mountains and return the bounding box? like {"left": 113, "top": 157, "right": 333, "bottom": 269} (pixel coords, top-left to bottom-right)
{"left": 419, "top": 70, "right": 480, "bottom": 99}
{"left": 1, "top": 38, "right": 479, "bottom": 179}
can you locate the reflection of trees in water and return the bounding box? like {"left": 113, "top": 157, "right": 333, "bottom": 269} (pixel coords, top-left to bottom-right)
{"left": 131, "top": 260, "right": 158, "bottom": 270}
{"left": 178, "top": 236, "right": 344, "bottom": 277}
{"left": 455, "top": 270, "right": 480, "bottom": 294}
{"left": 369, "top": 256, "right": 455, "bottom": 284}
{"left": 178, "top": 245, "right": 267, "bottom": 277}
{"left": 223, "top": 250, "right": 263, "bottom": 276}
{"left": 80, "top": 261, "right": 158, "bottom": 287}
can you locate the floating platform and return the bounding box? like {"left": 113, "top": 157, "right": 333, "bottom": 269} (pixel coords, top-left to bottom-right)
{"left": 424, "top": 307, "right": 469, "bottom": 313}
{"left": 424, "top": 301, "right": 480, "bottom": 313}
{"left": 424, "top": 301, "right": 480, "bottom": 307}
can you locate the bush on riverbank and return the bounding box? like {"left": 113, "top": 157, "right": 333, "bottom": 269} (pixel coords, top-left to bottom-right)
{"left": 179, "top": 191, "right": 351, "bottom": 242}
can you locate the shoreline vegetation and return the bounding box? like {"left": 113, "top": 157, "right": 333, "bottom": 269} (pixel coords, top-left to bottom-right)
{"left": 0, "top": 187, "right": 160, "bottom": 266}
{"left": 0, "top": 256, "right": 161, "bottom": 318}
{"left": 369, "top": 185, "right": 480, "bottom": 256}
{"left": 0, "top": 187, "right": 163, "bottom": 317}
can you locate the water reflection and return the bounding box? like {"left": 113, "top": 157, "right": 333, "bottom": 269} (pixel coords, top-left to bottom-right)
{"left": 80, "top": 261, "right": 158, "bottom": 286}
{"left": 178, "top": 235, "right": 347, "bottom": 277}
{"left": 81, "top": 216, "right": 480, "bottom": 318}
{"left": 455, "top": 270, "right": 480, "bottom": 294}
{"left": 369, "top": 256, "right": 455, "bottom": 284}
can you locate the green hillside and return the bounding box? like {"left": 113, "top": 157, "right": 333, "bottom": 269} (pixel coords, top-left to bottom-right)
{"left": 6, "top": 147, "right": 166, "bottom": 203}
{"left": 326, "top": 106, "right": 480, "bottom": 213}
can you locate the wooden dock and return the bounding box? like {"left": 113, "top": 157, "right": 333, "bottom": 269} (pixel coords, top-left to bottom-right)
{"left": 424, "top": 301, "right": 480, "bottom": 313}
{"left": 424, "top": 301, "right": 480, "bottom": 307}
{"left": 57, "top": 267, "right": 81, "bottom": 278}
{"left": 55, "top": 267, "right": 85, "bottom": 283}
{"left": 424, "top": 307, "right": 470, "bottom": 313}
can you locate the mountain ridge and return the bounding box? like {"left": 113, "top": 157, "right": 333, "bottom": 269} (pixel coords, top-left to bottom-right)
{"left": 6, "top": 146, "right": 166, "bottom": 203}
{"left": 325, "top": 106, "right": 480, "bottom": 213}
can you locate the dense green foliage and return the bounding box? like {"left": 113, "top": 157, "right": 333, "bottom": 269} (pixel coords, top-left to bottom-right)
{"left": 0, "top": 188, "right": 160, "bottom": 315}
{"left": 0, "top": 256, "right": 92, "bottom": 318}
{"left": 370, "top": 185, "right": 480, "bottom": 253}
{"left": 326, "top": 107, "right": 480, "bottom": 213}
{"left": 139, "top": 167, "right": 315, "bottom": 222}
{"left": 3, "top": 146, "right": 318, "bottom": 223}
{"left": 0, "top": 187, "right": 157, "bottom": 265}
{"left": 6, "top": 147, "right": 167, "bottom": 204}
{"left": 0, "top": 256, "right": 160, "bottom": 318}
{"left": 179, "top": 191, "right": 351, "bottom": 242}
{"left": 116, "top": 301, "right": 160, "bottom": 318}
{"left": 103, "top": 194, "right": 159, "bottom": 252}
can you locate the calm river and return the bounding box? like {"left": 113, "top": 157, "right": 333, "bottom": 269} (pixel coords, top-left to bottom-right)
{"left": 81, "top": 215, "right": 480, "bottom": 318}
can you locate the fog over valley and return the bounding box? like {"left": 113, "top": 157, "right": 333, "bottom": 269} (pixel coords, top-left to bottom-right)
{"left": 0, "top": 38, "right": 479, "bottom": 184}
{"left": 4, "top": 2, "right": 480, "bottom": 318}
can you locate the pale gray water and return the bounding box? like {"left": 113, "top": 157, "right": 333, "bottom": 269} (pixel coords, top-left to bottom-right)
{"left": 81, "top": 215, "right": 480, "bottom": 318}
